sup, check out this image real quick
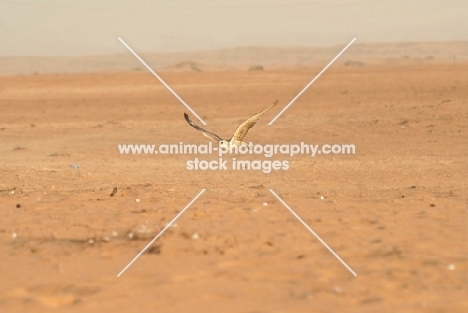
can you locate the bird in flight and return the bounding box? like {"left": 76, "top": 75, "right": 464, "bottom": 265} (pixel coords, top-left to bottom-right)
{"left": 184, "top": 99, "right": 279, "bottom": 148}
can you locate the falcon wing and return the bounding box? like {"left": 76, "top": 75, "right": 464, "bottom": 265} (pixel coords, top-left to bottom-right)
{"left": 231, "top": 99, "right": 278, "bottom": 142}
{"left": 184, "top": 113, "right": 223, "bottom": 143}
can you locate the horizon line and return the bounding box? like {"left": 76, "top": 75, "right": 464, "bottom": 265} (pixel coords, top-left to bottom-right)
{"left": 1, "top": 39, "right": 467, "bottom": 58}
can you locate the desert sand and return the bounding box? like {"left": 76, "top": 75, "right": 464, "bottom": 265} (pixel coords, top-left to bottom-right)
{"left": 0, "top": 59, "right": 467, "bottom": 312}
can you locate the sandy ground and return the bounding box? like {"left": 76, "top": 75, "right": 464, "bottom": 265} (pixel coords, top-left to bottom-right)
{"left": 0, "top": 63, "right": 467, "bottom": 312}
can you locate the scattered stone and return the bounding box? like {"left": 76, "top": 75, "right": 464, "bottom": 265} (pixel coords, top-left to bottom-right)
{"left": 102, "top": 236, "right": 111, "bottom": 242}
{"left": 109, "top": 187, "right": 117, "bottom": 197}
{"left": 248, "top": 65, "right": 264, "bottom": 71}
{"left": 344, "top": 60, "right": 365, "bottom": 67}
{"left": 128, "top": 232, "right": 134, "bottom": 239}
{"left": 131, "top": 208, "right": 146, "bottom": 213}
{"left": 430, "top": 203, "right": 436, "bottom": 207}
{"left": 135, "top": 198, "right": 140, "bottom": 203}
{"left": 16, "top": 204, "right": 21, "bottom": 208}
{"left": 111, "top": 231, "right": 118, "bottom": 237}
{"left": 447, "top": 263, "right": 455, "bottom": 271}
{"left": 88, "top": 239, "right": 94, "bottom": 244}
{"left": 12, "top": 232, "right": 17, "bottom": 239}
{"left": 191, "top": 233, "right": 199, "bottom": 240}
{"left": 69, "top": 164, "right": 80, "bottom": 169}
{"left": 262, "top": 202, "right": 268, "bottom": 206}
{"left": 250, "top": 184, "right": 264, "bottom": 189}
{"left": 320, "top": 196, "right": 324, "bottom": 200}
{"left": 147, "top": 245, "right": 161, "bottom": 254}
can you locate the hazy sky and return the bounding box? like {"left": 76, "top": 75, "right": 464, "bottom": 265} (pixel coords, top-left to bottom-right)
{"left": 1, "top": 0, "right": 467, "bottom": 56}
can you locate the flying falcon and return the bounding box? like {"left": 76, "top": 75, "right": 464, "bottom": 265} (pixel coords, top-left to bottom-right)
{"left": 184, "top": 99, "right": 279, "bottom": 147}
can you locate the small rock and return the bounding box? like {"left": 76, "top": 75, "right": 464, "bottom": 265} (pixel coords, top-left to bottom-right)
{"left": 109, "top": 187, "right": 117, "bottom": 197}
{"left": 16, "top": 204, "right": 21, "bottom": 208}
{"left": 191, "top": 233, "right": 199, "bottom": 240}
{"left": 9, "top": 190, "right": 15, "bottom": 195}
{"left": 135, "top": 198, "right": 141, "bottom": 203}
{"left": 12, "top": 232, "right": 17, "bottom": 239}
{"left": 447, "top": 263, "right": 455, "bottom": 271}
{"left": 262, "top": 202, "right": 268, "bottom": 206}
{"left": 111, "top": 231, "right": 118, "bottom": 237}
{"left": 102, "top": 236, "right": 111, "bottom": 242}
{"left": 131, "top": 208, "right": 146, "bottom": 213}
{"left": 248, "top": 65, "right": 264, "bottom": 71}
{"left": 147, "top": 245, "right": 161, "bottom": 254}
{"left": 88, "top": 239, "right": 94, "bottom": 244}
{"left": 128, "top": 232, "right": 134, "bottom": 239}
{"left": 320, "top": 196, "right": 324, "bottom": 200}
{"left": 69, "top": 164, "right": 80, "bottom": 169}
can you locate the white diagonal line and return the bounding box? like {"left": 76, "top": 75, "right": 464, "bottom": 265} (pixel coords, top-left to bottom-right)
{"left": 268, "top": 38, "right": 356, "bottom": 125}
{"left": 118, "top": 37, "right": 207, "bottom": 125}
{"left": 117, "top": 189, "right": 206, "bottom": 277}
{"left": 269, "top": 189, "right": 357, "bottom": 276}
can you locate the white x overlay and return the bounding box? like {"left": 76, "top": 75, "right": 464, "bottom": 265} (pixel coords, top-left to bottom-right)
{"left": 118, "top": 37, "right": 207, "bottom": 125}
{"left": 117, "top": 189, "right": 206, "bottom": 277}
{"left": 117, "top": 37, "right": 358, "bottom": 278}
{"left": 269, "top": 189, "right": 357, "bottom": 276}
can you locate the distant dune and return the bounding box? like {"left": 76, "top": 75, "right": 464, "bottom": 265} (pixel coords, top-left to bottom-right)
{"left": 0, "top": 41, "right": 467, "bottom": 75}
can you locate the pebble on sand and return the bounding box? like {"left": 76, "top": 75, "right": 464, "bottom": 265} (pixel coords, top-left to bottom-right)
{"left": 447, "top": 263, "right": 455, "bottom": 271}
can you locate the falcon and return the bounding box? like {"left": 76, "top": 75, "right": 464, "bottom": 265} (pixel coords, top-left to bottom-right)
{"left": 184, "top": 99, "right": 278, "bottom": 148}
